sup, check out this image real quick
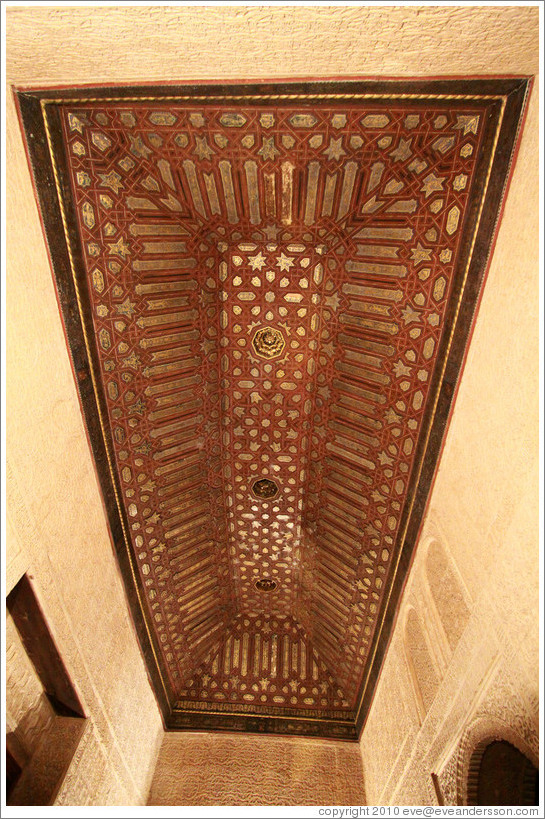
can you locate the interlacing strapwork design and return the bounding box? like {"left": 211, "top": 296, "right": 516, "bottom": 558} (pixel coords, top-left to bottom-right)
{"left": 176, "top": 614, "right": 352, "bottom": 720}
{"left": 59, "top": 98, "right": 485, "bottom": 720}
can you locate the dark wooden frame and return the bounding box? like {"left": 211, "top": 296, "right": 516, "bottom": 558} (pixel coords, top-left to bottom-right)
{"left": 15, "top": 77, "right": 532, "bottom": 739}
{"left": 7, "top": 575, "right": 86, "bottom": 719}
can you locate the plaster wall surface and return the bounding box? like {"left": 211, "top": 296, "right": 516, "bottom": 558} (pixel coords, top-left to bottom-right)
{"left": 6, "top": 613, "right": 55, "bottom": 759}
{"left": 147, "top": 731, "right": 365, "bottom": 806}
{"left": 6, "top": 5, "right": 539, "bottom": 82}
{"left": 6, "top": 4, "right": 539, "bottom": 807}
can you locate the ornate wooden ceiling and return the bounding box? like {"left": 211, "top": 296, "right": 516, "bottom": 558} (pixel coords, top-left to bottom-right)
{"left": 17, "top": 78, "right": 530, "bottom": 739}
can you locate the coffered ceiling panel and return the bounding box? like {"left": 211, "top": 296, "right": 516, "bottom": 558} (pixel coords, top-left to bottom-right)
{"left": 17, "top": 78, "right": 530, "bottom": 739}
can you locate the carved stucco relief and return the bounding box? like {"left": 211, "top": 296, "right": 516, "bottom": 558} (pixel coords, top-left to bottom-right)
{"left": 436, "top": 664, "right": 538, "bottom": 805}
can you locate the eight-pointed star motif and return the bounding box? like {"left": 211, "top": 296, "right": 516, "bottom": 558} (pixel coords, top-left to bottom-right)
{"left": 276, "top": 252, "right": 295, "bottom": 272}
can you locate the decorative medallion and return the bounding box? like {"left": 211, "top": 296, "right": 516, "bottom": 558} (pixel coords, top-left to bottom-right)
{"left": 16, "top": 77, "right": 530, "bottom": 739}
{"left": 251, "top": 478, "right": 280, "bottom": 500}
{"left": 255, "top": 578, "right": 278, "bottom": 592}
{"left": 251, "top": 326, "right": 286, "bottom": 360}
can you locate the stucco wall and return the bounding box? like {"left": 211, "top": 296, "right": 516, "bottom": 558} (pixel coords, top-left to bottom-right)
{"left": 148, "top": 732, "right": 365, "bottom": 806}
{"left": 6, "top": 4, "right": 539, "bottom": 808}
{"left": 6, "top": 5, "right": 539, "bottom": 82}
{"left": 6, "top": 612, "right": 56, "bottom": 764}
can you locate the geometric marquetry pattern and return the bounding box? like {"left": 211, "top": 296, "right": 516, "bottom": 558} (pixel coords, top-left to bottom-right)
{"left": 176, "top": 614, "right": 352, "bottom": 721}
{"left": 58, "top": 96, "right": 484, "bottom": 721}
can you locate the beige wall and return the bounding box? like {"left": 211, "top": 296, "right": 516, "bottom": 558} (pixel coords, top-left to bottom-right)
{"left": 148, "top": 732, "right": 365, "bottom": 806}
{"left": 6, "top": 612, "right": 56, "bottom": 764}
{"left": 5, "top": 5, "right": 539, "bottom": 82}
{"left": 7, "top": 4, "right": 539, "bottom": 807}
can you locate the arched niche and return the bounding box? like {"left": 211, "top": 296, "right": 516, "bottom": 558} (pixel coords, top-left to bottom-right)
{"left": 425, "top": 538, "right": 471, "bottom": 656}
{"left": 403, "top": 606, "right": 440, "bottom": 723}
{"left": 467, "top": 739, "right": 538, "bottom": 806}
{"left": 455, "top": 715, "right": 539, "bottom": 806}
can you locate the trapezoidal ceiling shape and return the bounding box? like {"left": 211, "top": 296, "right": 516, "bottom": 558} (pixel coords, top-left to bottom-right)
{"left": 17, "top": 78, "right": 530, "bottom": 739}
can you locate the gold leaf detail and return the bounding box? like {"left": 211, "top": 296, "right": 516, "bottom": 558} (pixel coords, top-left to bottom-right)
{"left": 92, "top": 268, "right": 104, "bottom": 293}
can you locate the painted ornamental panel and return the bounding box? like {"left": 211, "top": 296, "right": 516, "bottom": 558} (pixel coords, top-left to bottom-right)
{"left": 17, "top": 78, "right": 530, "bottom": 738}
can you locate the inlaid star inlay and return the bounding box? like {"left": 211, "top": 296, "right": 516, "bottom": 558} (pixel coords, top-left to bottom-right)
{"left": 421, "top": 172, "right": 445, "bottom": 198}
{"left": 99, "top": 171, "right": 124, "bottom": 193}
{"left": 116, "top": 297, "right": 136, "bottom": 317}
{"left": 384, "top": 408, "right": 402, "bottom": 425}
{"left": 392, "top": 360, "right": 412, "bottom": 378}
{"left": 258, "top": 136, "right": 280, "bottom": 161}
{"left": 410, "top": 243, "right": 432, "bottom": 265}
{"left": 194, "top": 136, "right": 214, "bottom": 160}
{"left": 323, "top": 137, "right": 346, "bottom": 161}
{"left": 401, "top": 305, "right": 421, "bottom": 325}
{"left": 262, "top": 223, "right": 280, "bottom": 240}
{"left": 276, "top": 253, "right": 295, "bottom": 272}
{"left": 108, "top": 236, "right": 131, "bottom": 259}
{"left": 248, "top": 251, "right": 267, "bottom": 271}
{"left": 389, "top": 137, "right": 412, "bottom": 162}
